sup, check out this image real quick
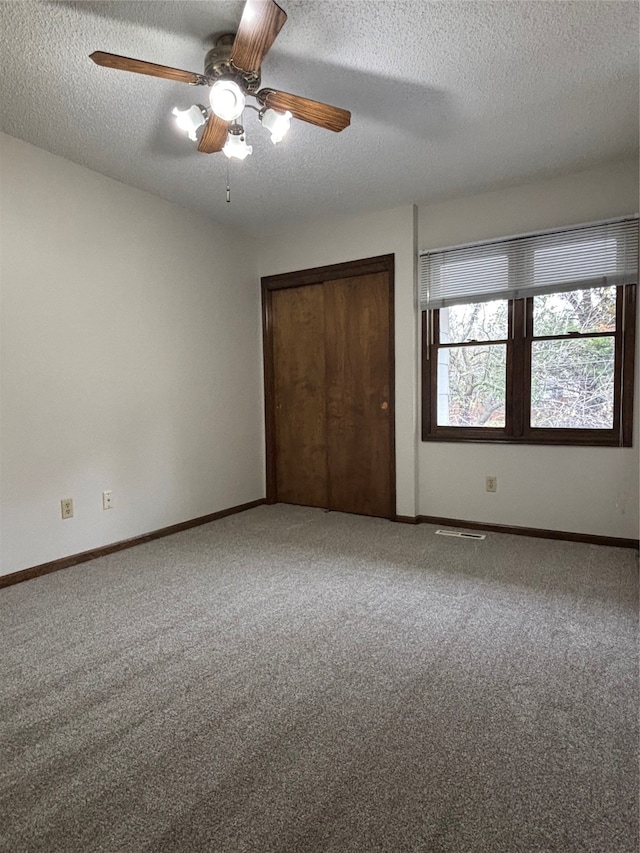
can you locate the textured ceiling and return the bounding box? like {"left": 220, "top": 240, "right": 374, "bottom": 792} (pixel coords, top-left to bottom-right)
{"left": 1, "top": 1, "right": 638, "bottom": 233}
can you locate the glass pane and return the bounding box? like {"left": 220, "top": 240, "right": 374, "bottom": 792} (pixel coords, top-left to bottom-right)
{"left": 439, "top": 300, "right": 508, "bottom": 344}
{"left": 437, "top": 344, "right": 506, "bottom": 427}
{"left": 533, "top": 287, "right": 616, "bottom": 337}
{"left": 530, "top": 338, "right": 614, "bottom": 429}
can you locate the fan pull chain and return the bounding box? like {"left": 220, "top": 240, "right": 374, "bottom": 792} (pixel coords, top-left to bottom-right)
{"left": 226, "top": 160, "right": 231, "bottom": 203}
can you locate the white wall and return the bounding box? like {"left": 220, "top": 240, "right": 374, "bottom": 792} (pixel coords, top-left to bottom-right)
{"left": 418, "top": 159, "right": 640, "bottom": 539}
{"left": 0, "top": 133, "right": 264, "bottom": 575}
{"left": 255, "top": 205, "right": 419, "bottom": 518}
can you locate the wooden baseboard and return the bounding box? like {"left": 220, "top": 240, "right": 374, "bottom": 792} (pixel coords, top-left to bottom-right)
{"left": 407, "top": 514, "right": 639, "bottom": 550}
{"left": 0, "top": 499, "right": 266, "bottom": 589}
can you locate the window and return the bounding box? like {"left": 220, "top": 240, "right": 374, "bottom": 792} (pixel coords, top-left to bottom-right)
{"left": 421, "top": 219, "right": 638, "bottom": 446}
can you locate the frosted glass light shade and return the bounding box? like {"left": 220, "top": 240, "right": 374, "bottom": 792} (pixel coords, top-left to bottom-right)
{"left": 209, "top": 80, "right": 245, "bottom": 121}
{"left": 172, "top": 105, "right": 207, "bottom": 141}
{"left": 260, "top": 108, "right": 292, "bottom": 144}
{"left": 223, "top": 133, "right": 252, "bottom": 160}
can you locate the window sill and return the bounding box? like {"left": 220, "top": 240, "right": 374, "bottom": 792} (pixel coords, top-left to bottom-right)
{"left": 422, "top": 430, "right": 629, "bottom": 448}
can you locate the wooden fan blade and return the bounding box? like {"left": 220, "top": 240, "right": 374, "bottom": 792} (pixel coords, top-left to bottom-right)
{"left": 90, "top": 51, "right": 206, "bottom": 85}
{"left": 257, "top": 89, "right": 351, "bottom": 132}
{"left": 230, "top": 0, "right": 287, "bottom": 75}
{"left": 198, "top": 113, "right": 229, "bottom": 153}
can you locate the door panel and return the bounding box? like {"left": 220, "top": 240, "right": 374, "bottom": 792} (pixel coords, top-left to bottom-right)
{"left": 271, "top": 284, "right": 328, "bottom": 507}
{"left": 263, "top": 256, "right": 395, "bottom": 519}
{"left": 324, "top": 273, "right": 392, "bottom": 517}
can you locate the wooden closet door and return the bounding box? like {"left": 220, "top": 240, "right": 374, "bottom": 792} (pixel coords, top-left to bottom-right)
{"left": 264, "top": 255, "right": 395, "bottom": 519}
{"left": 271, "top": 284, "right": 328, "bottom": 507}
{"left": 324, "top": 272, "right": 393, "bottom": 518}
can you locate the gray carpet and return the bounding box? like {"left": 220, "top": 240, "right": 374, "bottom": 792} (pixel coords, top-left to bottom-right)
{"left": 1, "top": 504, "right": 638, "bottom": 853}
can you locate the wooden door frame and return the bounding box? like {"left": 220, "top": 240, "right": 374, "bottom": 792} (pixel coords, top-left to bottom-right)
{"left": 261, "top": 254, "right": 396, "bottom": 518}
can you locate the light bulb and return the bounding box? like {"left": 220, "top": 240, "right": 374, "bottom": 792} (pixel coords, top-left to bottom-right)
{"left": 223, "top": 131, "right": 253, "bottom": 160}
{"left": 260, "top": 108, "right": 292, "bottom": 144}
{"left": 209, "top": 80, "right": 245, "bottom": 122}
{"left": 172, "top": 105, "right": 207, "bottom": 141}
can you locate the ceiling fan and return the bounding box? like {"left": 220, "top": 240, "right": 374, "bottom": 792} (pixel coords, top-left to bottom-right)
{"left": 90, "top": 0, "right": 351, "bottom": 160}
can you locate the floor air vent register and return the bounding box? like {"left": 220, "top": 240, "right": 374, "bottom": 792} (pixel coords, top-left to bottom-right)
{"left": 435, "top": 530, "right": 486, "bottom": 540}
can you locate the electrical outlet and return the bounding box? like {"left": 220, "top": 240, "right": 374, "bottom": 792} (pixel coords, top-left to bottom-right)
{"left": 61, "top": 498, "right": 74, "bottom": 519}
{"left": 486, "top": 476, "right": 497, "bottom": 493}
{"left": 102, "top": 490, "right": 113, "bottom": 510}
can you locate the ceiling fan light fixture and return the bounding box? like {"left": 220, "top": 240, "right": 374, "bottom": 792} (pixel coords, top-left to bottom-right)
{"left": 91, "top": 0, "right": 352, "bottom": 172}
{"left": 260, "top": 108, "right": 292, "bottom": 144}
{"left": 223, "top": 124, "right": 253, "bottom": 160}
{"left": 209, "top": 79, "right": 246, "bottom": 121}
{"left": 171, "top": 104, "right": 207, "bottom": 141}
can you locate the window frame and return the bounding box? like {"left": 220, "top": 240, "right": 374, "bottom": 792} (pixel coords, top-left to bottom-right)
{"left": 421, "top": 283, "right": 636, "bottom": 447}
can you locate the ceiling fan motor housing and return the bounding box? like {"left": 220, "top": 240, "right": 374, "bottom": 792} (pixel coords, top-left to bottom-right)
{"left": 204, "top": 34, "right": 261, "bottom": 93}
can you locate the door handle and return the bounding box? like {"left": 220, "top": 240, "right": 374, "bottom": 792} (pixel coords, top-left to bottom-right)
{"left": 380, "top": 401, "right": 388, "bottom": 410}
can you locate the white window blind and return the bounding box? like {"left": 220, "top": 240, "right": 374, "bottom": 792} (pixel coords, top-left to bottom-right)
{"left": 419, "top": 217, "right": 639, "bottom": 310}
